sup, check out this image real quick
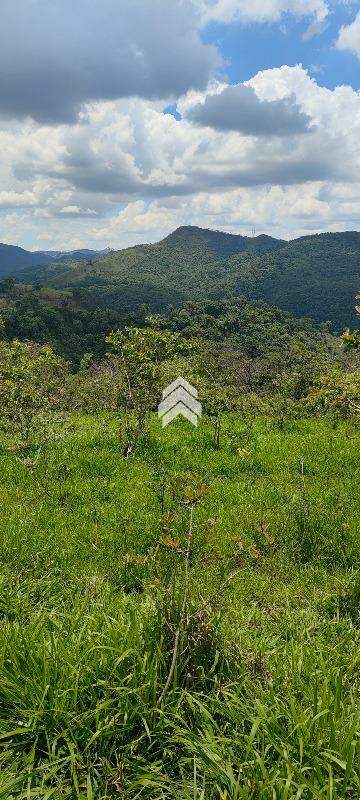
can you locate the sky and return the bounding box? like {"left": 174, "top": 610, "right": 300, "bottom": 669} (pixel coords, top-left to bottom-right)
{"left": 0, "top": 0, "right": 359, "bottom": 251}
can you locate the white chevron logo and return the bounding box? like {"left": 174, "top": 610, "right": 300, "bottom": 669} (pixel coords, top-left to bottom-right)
{"left": 158, "top": 377, "right": 202, "bottom": 427}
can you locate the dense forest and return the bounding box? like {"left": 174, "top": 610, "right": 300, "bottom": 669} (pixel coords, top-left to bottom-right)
{"left": 1, "top": 226, "right": 358, "bottom": 330}
{"left": 234, "top": 232, "right": 360, "bottom": 330}
{"left": 0, "top": 243, "right": 105, "bottom": 276}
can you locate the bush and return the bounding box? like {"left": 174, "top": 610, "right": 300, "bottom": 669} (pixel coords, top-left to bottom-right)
{"left": 306, "top": 368, "right": 360, "bottom": 419}
{"left": 0, "top": 338, "right": 68, "bottom": 446}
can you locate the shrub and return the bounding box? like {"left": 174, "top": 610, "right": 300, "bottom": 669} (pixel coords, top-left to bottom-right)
{"left": 106, "top": 325, "right": 193, "bottom": 455}
{"left": 0, "top": 338, "right": 67, "bottom": 446}
{"left": 306, "top": 368, "right": 360, "bottom": 419}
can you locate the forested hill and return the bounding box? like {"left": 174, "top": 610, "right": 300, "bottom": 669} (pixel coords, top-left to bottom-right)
{"left": 4, "top": 225, "right": 360, "bottom": 330}
{"left": 0, "top": 243, "right": 52, "bottom": 274}
{"left": 161, "top": 225, "right": 285, "bottom": 258}
{"left": 13, "top": 225, "right": 285, "bottom": 296}
{"left": 0, "top": 243, "right": 105, "bottom": 276}
{"left": 0, "top": 282, "right": 338, "bottom": 369}
{"left": 233, "top": 231, "right": 360, "bottom": 331}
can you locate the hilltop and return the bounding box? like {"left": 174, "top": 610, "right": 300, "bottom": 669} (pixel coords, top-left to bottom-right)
{"left": 12, "top": 225, "right": 284, "bottom": 300}
{"left": 161, "top": 225, "right": 285, "bottom": 258}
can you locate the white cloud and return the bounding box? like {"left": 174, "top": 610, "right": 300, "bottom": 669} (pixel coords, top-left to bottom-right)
{"left": 337, "top": 11, "right": 360, "bottom": 58}
{"left": 53, "top": 181, "right": 358, "bottom": 250}
{"left": 59, "top": 206, "right": 98, "bottom": 217}
{"left": 0, "top": 66, "right": 360, "bottom": 250}
{"left": 0, "top": 190, "right": 38, "bottom": 209}
{"left": 201, "top": 0, "right": 329, "bottom": 24}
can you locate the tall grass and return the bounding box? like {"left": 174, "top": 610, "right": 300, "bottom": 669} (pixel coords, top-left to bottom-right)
{"left": 0, "top": 414, "right": 359, "bottom": 797}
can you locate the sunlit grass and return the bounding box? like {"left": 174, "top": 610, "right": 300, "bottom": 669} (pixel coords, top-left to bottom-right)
{"left": 0, "top": 414, "right": 359, "bottom": 798}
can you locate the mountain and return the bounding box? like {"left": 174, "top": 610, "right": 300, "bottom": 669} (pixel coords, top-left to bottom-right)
{"left": 232, "top": 231, "right": 360, "bottom": 331}
{"left": 13, "top": 226, "right": 285, "bottom": 304}
{"left": 0, "top": 244, "right": 106, "bottom": 277}
{"left": 160, "top": 225, "right": 285, "bottom": 258}
{"left": 5, "top": 226, "right": 360, "bottom": 329}
{"left": 39, "top": 248, "right": 109, "bottom": 263}
{"left": 0, "top": 243, "right": 53, "bottom": 276}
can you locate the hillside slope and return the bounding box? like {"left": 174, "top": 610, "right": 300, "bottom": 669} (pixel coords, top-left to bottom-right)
{"left": 14, "top": 226, "right": 284, "bottom": 297}
{"left": 0, "top": 243, "right": 52, "bottom": 276}
{"left": 0, "top": 244, "right": 104, "bottom": 276}
{"left": 233, "top": 232, "right": 360, "bottom": 330}
{"left": 0, "top": 281, "right": 338, "bottom": 367}
{"left": 9, "top": 226, "right": 360, "bottom": 329}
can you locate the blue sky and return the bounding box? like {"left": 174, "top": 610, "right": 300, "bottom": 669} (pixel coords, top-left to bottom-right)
{"left": 204, "top": 5, "right": 359, "bottom": 90}
{"left": 0, "top": 0, "right": 359, "bottom": 250}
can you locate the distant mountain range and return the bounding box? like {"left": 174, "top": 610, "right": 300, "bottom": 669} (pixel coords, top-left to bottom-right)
{"left": 0, "top": 244, "right": 109, "bottom": 275}
{"left": 1, "top": 225, "right": 360, "bottom": 330}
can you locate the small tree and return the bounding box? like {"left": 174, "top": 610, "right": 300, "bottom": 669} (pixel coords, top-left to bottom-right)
{"left": 106, "top": 324, "right": 192, "bottom": 456}
{"left": 194, "top": 346, "right": 234, "bottom": 449}
{"left": 342, "top": 294, "right": 360, "bottom": 349}
{"left": 305, "top": 368, "right": 360, "bottom": 419}
{"left": 0, "top": 338, "right": 67, "bottom": 446}
{"left": 63, "top": 353, "right": 123, "bottom": 413}
{"left": 0, "top": 276, "right": 15, "bottom": 294}
{"left": 202, "top": 384, "right": 232, "bottom": 449}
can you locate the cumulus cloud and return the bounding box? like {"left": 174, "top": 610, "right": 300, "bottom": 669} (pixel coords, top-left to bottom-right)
{"left": 186, "top": 83, "right": 313, "bottom": 135}
{"left": 337, "top": 11, "right": 360, "bottom": 58}
{"left": 5, "top": 92, "right": 334, "bottom": 205}
{"left": 0, "top": 0, "right": 335, "bottom": 128}
{"left": 92, "top": 185, "right": 346, "bottom": 247}
{"left": 0, "top": 0, "right": 218, "bottom": 123}
{"left": 0, "top": 66, "right": 359, "bottom": 250}
{"left": 201, "top": 0, "right": 329, "bottom": 24}
{"left": 0, "top": 190, "right": 38, "bottom": 209}
{"left": 6, "top": 178, "right": 357, "bottom": 253}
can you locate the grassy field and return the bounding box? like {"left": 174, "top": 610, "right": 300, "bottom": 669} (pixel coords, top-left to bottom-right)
{"left": 0, "top": 413, "right": 359, "bottom": 799}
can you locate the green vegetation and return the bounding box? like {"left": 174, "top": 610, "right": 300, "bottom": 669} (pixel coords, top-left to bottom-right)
{"left": 0, "top": 413, "right": 359, "bottom": 798}
{"left": 235, "top": 233, "right": 360, "bottom": 331}
{"left": 0, "top": 228, "right": 359, "bottom": 797}
{"left": 0, "top": 337, "right": 66, "bottom": 446}
{"left": 342, "top": 294, "right": 360, "bottom": 350}
{"left": 13, "top": 227, "right": 285, "bottom": 301}
{"left": 0, "top": 244, "right": 103, "bottom": 278}
{"left": 9, "top": 226, "right": 360, "bottom": 331}
{"left": 106, "top": 325, "right": 194, "bottom": 456}
{"left": 0, "top": 284, "right": 345, "bottom": 370}
{"left": 0, "top": 284, "right": 132, "bottom": 363}
{"left": 162, "top": 297, "right": 340, "bottom": 392}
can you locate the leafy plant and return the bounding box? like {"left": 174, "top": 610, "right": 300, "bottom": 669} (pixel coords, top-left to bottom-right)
{"left": 342, "top": 293, "right": 360, "bottom": 349}
{"left": 106, "top": 324, "right": 193, "bottom": 455}
{"left": 306, "top": 368, "right": 360, "bottom": 418}
{"left": 0, "top": 338, "right": 67, "bottom": 446}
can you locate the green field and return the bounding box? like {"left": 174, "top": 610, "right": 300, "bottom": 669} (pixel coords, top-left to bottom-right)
{"left": 0, "top": 413, "right": 359, "bottom": 798}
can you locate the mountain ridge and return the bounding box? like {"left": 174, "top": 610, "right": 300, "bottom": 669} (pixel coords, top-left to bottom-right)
{"left": 2, "top": 225, "right": 360, "bottom": 330}
{"left": 0, "top": 243, "right": 108, "bottom": 277}
{"left": 161, "top": 225, "right": 286, "bottom": 257}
